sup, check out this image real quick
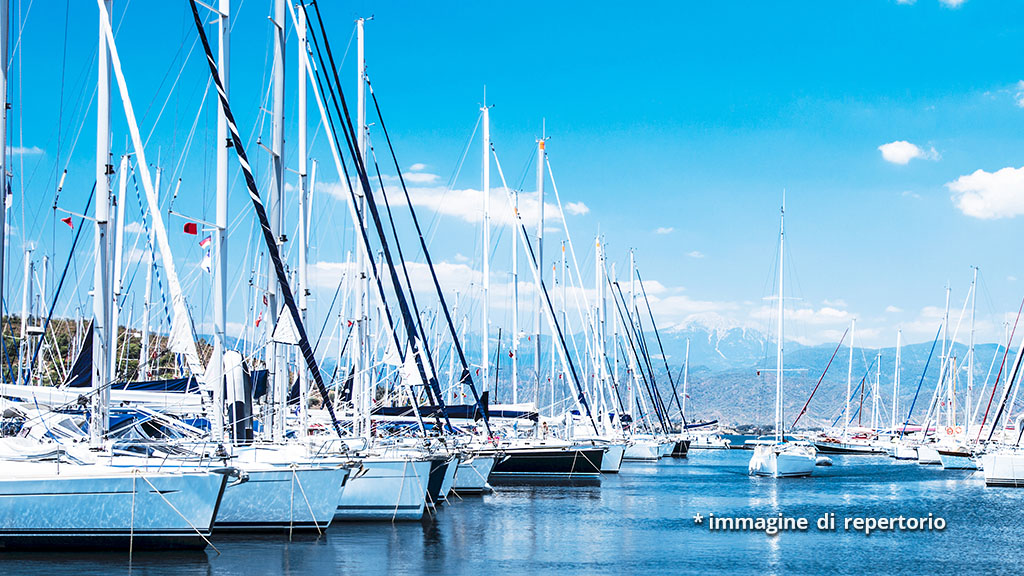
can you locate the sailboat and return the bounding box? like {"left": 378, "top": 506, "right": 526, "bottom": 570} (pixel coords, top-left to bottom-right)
{"left": 748, "top": 197, "right": 817, "bottom": 478}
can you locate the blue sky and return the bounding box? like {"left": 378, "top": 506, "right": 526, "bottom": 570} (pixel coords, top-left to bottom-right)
{"left": 7, "top": 0, "right": 1024, "bottom": 358}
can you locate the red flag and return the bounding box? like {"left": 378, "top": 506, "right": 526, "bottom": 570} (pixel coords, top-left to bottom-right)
{"left": 183, "top": 222, "right": 198, "bottom": 235}
{"left": 255, "top": 310, "right": 263, "bottom": 327}
{"left": 61, "top": 216, "right": 73, "bottom": 229}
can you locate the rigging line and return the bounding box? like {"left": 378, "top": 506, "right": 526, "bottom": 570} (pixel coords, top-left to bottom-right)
{"left": 426, "top": 113, "right": 482, "bottom": 248}
{"left": 24, "top": 185, "right": 93, "bottom": 386}
{"left": 312, "top": 271, "right": 347, "bottom": 355}
{"left": 790, "top": 327, "right": 848, "bottom": 431}
{"left": 370, "top": 141, "right": 450, "bottom": 429}
{"left": 189, "top": 0, "right": 343, "bottom": 437}
{"left": 900, "top": 325, "right": 942, "bottom": 436}
{"left": 983, "top": 297, "right": 1024, "bottom": 442}
{"left": 636, "top": 268, "right": 687, "bottom": 426}
{"left": 303, "top": 1, "right": 440, "bottom": 433}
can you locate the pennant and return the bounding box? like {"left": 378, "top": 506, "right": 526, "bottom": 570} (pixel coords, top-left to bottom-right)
{"left": 255, "top": 310, "right": 263, "bottom": 327}
{"left": 200, "top": 249, "right": 212, "bottom": 274}
{"left": 199, "top": 235, "right": 212, "bottom": 248}
{"left": 183, "top": 222, "right": 198, "bottom": 235}
{"left": 61, "top": 216, "right": 73, "bottom": 229}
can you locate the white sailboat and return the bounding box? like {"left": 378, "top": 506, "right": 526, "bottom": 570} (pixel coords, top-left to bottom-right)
{"left": 749, "top": 197, "right": 816, "bottom": 478}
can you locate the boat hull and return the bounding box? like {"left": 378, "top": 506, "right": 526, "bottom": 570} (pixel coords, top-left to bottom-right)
{"left": 981, "top": 452, "right": 1024, "bottom": 487}
{"left": 671, "top": 439, "right": 691, "bottom": 458}
{"left": 813, "top": 441, "right": 886, "bottom": 455}
{"left": 623, "top": 440, "right": 661, "bottom": 461}
{"left": 600, "top": 443, "right": 625, "bottom": 472}
{"left": 748, "top": 444, "right": 816, "bottom": 478}
{"left": 0, "top": 465, "right": 226, "bottom": 550}
{"left": 938, "top": 449, "right": 977, "bottom": 470}
{"left": 489, "top": 447, "right": 604, "bottom": 478}
{"left": 335, "top": 458, "right": 431, "bottom": 521}
{"left": 215, "top": 465, "right": 347, "bottom": 531}
{"left": 916, "top": 445, "right": 942, "bottom": 465}
{"left": 451, "top": 454, "right": 495, "bottom": 494}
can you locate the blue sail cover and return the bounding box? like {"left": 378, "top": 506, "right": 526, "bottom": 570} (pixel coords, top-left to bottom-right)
{"left": 63, "top": 322, "right": 199, "bottom": 393}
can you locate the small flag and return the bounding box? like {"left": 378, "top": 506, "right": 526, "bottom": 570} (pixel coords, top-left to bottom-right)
{"left": 255, "top": 310, "right": 263, "bottom": 327}
{"left": 183, "top": 222, "right": 198, "bottom": 235}
{"left": 263, "top": 294, "right": 269, "bottom": 306}
{"left": 201, "top": 249, "right": 212, "bottom": 274}
{"left": 61, "top": 216, "right": 73, "bottom": 229}
{"left": 199, "top": 235, "right": 212, "bottom": 249}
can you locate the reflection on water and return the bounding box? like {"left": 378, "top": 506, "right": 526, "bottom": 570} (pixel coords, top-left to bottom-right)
{"left": 1, "top": 451, "right": 1020, "bottom": 576}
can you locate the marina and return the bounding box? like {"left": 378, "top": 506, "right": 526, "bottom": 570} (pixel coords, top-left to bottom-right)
{"left": 0, "top": 1, "right": 1023, "bottom": 574}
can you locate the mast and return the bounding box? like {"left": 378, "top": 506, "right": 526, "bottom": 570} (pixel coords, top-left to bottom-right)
{"left": 682, "top": 338, "right": 690, "bottom": 419}
{"left": 628, "top": 249, "right": 636, "bottom": 420}
{"left": 355, "top": 16, "right": 370, "bottom": 438}
{"left": 18, "top": 247, "right": 31, "bottom": 385}
{"left": 0, "top": 0, "right": 6, "bottom": 387}
{"left": 534, "top": 128, "right": 545, "bottom": 411}
{"left": 266, "top": 0, "right": 286, "bottom": 442}
{"left": 891, "top": 329, "right": 901, "bottom": 430}
{"left": 110, "top": 154, "right": 127, "bottom": 393}
{"left": 966, "top": 266, "right": 977, "bottom": 441}
{"left": 942, "top": 284, "right": 951, "bottom": 429}
{"left": 775, "top": 198, "right": 784, "bottom": 443}
{"left": 511, "top": 186, "right": 519, "bottom": 404}
{"left": 845, "top": 318, "right": 855, "bottom": 440}
{"left": 872, "top": 350, "right": 881, "bottom": 431}
{"left": 211, "top": 0, "right": 229, "bottom": 444}
{"left": 139, "top": 168, "right": 158, "bottom": 379}
{"left": 92, "top": 0, "right": 112, "bottom": 448}
{"left": 481, "top": 96, "right": 490, "bottom": 394}
{"left": 296, "top": 2, "right": 309, "bottom": 436}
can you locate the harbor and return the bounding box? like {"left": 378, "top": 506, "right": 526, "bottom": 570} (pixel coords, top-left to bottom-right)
{"left": 1, "top": 1, "right": 1024, "bottom": 574}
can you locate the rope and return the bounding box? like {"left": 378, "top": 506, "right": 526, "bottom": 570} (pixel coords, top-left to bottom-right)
{"left": 136, "top": 470, "right": 220, "bottom": 554}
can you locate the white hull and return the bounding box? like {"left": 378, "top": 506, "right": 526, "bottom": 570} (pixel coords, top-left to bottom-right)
{"left": 916, "top": 445, "right": 941, "bottom": 465}
{"left": 624, "top": 440, "right": 661, "bottom": 461}
{"left": 451, "top": 454, "right": 495, "bottom": 494}
{"left": 335, "top": 458, "right": 431, "bottom": 521}
{"left": 891, "top": 442, "right": 918, "bottom": 460}
{"left": 748, "top": 444, "right": 816, "bottom": 478}
{"left": 600, "top": 443, "right": 625, "bottom": 472}
{"left": 688, "top": 435, "right": 731, "bottom": 450}
{"left": 437, "top": 455, "right": 460, "bottom": 503}
{"left": 215, "top": 465, "right": 346, "bottom": 530}
{"left": 938, "top": 451, "right": 977, "bottom": 471}
{"left": 981, "top": 452, "right": 1024, "bottom": 487}
{"left": 0, "top": 462, "right": 226, "bottom": 549}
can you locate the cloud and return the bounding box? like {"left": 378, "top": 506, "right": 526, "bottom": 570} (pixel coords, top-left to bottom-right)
{"left": 1009, "top": 276, "right": 1018, "bottom": 282}
{"left": 564, "top": 201, "right": 589, "bottom": 216}
{"left": 947, "top": 166, "right": 1024, "bottom": 219}
{"left": 406, "top": 185, "right": 566, "bottom": 228}
{"left": 902, "top": 190, "right": 921, "bottom": 199}
{"left": 401, "top": 172, "right": 439, "bottom": 184}
{"left": 453, "top": 253, "right": 469, "bottom": 263}
{"left": 655, "top": 227, "right": 674, "bottom": 235}
{"left": 885, "top": 305, "right": 903, "bottom": 313}
{"left": 7, "top": 146, "right": 42, "bottom": 156}
{"left": 409, "top": 163, "right": 427, "bottom": 171}
{"left": 939, "top": 0, "right": 965, "bottom": 7}
{"left": 895, "top": 0, "right": 915, "bottom": 4}
{"left": 687, "top": 251, "right": 704, "bottom": 259}
{"left": 878, "top": 140, "right": 939, "bottom": 164}
{"left": 1014, "top": 81, "right": 1024, "bottom": 108}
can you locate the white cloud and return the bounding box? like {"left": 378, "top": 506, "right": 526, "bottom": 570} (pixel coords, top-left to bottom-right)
{"left": 939, "top": 0, "right": 965, "bottom": 7}
{"left": 896, "top": 0, "right": 915, "bottom": 4}
{"left": 878, "top": 140, "right": 939, "bottom": 164}
{"left": 7, "top": 146, "right": 42, "bottom": 156}
{"left": 1009, "top": 276, "right": 1018, "bottom": 282}
{"left": 654, "top": 227, "right": 674, "bottom": 235}
{"left": 885, "top": 305, "right": 903, "bottom": 313}
{"left": 564, "top": 201, "right": 589, "bottom": 216}
{"left": 401, "top": 172, "right": 439, "bottom": 184}
{"left": 1014, "top": 81, "right": 1024, "bottom": 108}
{"left": 902, "top": 190, "right": 921, "bottom": 199}
{"left": 948, "top": 166, "right": 1024, "bottom": 219}
{"left": 453, "top": 253, "right": 469, "bottom": 263}
{"left": 409, "top": 163, "right": 427, "bottom": 171}
{"left": 687, "top": 250, "right": 704, "bottom": 259}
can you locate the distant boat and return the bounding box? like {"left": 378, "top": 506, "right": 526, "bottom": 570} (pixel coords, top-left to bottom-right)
{"left": 748, "top": 197, "right": 816, "bottom": 479}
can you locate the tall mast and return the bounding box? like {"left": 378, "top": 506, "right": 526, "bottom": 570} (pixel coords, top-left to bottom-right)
{"left": 942, "top": 284, "right": 951, "bottom": 428}
{"left": 266, "top": 0, "right": 286, "bottom": 442}
{"left": 0, "top": 0, "right": 6, "bottom": 387}
{"left": 844, "top": 318, "right": 855, "bottom": 440}
{"left": 511, "top": 187, "right": 519, "bottom": 404}
{"left": 91, "top": 0, "right": 112, "bottom": 448}
{"left": 110, "top": 154, "right": 127, "bottom": 393}
{"left": 18, "top": 246, "right": 31, "bottom": 385}
{"left": 891, "top": 329, "right": 901, "bottom": 430}
{"left": 628, "top": 249, "right": 636, "bottom": 419}
{"left": 296, "top": 3, "right": 309, "bottom": 436}
{"left": 211, "top": 0, "right": 229, "bottom": 444}
{"left": 682, "top": 338, "right": 690, "bottom": 419}
{"left": 481, "top": 95, "right": 490, "bottom": 394}
{"left": 775, "top": 197, "right": 784, "bottom": 443}
{"left": 355, "top": 16, "right": 370, "bottom": 438}
{"left": 534, "top": 127, "right": 545, "bottom": 410}
{"left": 967, "top": 266, "right": 977, "bottom": 440}
{"left": 872, "top": 350, "right": 881, "bottom": 431}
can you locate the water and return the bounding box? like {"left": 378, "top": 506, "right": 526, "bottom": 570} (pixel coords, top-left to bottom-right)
{"left": 3, "top": 450, "right": 1021, "bottom": 575}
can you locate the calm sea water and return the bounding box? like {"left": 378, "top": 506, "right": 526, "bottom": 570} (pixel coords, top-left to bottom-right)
{"left": 3, "top": 450, "right": 1022, "bottom": 575}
